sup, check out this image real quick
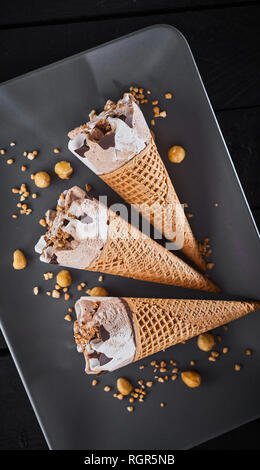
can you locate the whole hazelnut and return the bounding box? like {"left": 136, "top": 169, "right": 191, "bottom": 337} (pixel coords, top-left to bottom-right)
{"left": 88, "top": 286, "right": 108, "bottom": 297}
{"left": 168, "top": 145, "right": 186, "bottom": 163}
{"left": 34, "top": 171, "right": 51, "bottom": 188}
{"left": 54, "top": 161, "right": 73, "bottom": 179}
{"left": 181, "top": 370, "right": 201, "bottom": 388}
{"left": 197, "top": 332, "right": 215, "bottom": 352}
{"left": 13, "top": 250, "right": 27, "bottom": 270}
{"left": 56, "top": 270, "right": 72, "bottom": 288}
{"left": 117, "top": 377, "right": 133, "bottom": 396}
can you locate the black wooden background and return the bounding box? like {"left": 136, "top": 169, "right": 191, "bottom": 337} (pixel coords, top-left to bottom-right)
{"left": 0, "top": 0, "right": 260, "bottom": 450}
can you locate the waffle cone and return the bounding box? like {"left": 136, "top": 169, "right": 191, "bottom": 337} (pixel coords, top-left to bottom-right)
{"left": 100, "top": 139, "right": 205, "bottom": 271}
{"left": 87, "top": 211, "right": 218, "bottom": 292}
{"left": 125, "top": 298, "right": 260, "bottom": 362}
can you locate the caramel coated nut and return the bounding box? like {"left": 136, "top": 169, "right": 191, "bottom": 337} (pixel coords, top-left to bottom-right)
{"left": 168, "top": 145, "right": 186, "bottom": 163}
{"left": 197, "top": 333, "right": 215, "bottom": 352}
{"left": 117, "top": 378, "right": 133, "bottom": 396}
{"left": 181, "top": 371, "right": 201, "bottom": 388}
{"left": 13, "top": 250, "right": 27, "bottom": 270}
{"left": 54, "top": 161, "right": 73, "bottom": 179}
{"left": 56, "top": 269, "right": 72, "bottom": 288}
{"left": 88, "top": 286, "right": 108, "bottom": 297}
{"left": 34, "top": 171, "right": 51, "bottom": 188}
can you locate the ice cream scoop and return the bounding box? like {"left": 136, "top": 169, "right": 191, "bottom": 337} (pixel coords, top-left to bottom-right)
{"left": 74, "top": 297, "right": 135, "bottom": 373}
{"left": 68, "top": 93, "right": 151, "bottom": 175}
{"left": 74, "top": 297, "right": 260, "bottom": 374}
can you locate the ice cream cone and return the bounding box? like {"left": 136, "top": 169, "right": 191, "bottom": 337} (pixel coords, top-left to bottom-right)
{"left": 35, "top": 186, "right": 217, "bottom": 291}
{"left": 127, "top": 298, "right": 260, "bottom": 361}
{"left": 101, "top": 138, "right": 205, "bottom": 271}
{"left": 87, "top": 210, "right": 217, "bottom": 292}
{"left": 74, "top": 296, "right": 260, "bottom": 373}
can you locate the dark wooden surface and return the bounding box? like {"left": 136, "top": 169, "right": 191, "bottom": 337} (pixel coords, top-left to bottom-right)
{"left": 1, "top": 0, "right": 260, "bottom": 450}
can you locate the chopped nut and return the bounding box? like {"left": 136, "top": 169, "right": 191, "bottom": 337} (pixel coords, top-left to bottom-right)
{"left": 129, "top": 397, "right": 134, "bottom": 403}
{"left": 7, "top": 158, "right": 14, "bottom": 164}
{"left": 245, "top": 348, "right": 252, "bottom": 356}
{"left": 21, "top": 165, "right": 27, "bottom": 172}
{"left": 56, "top": 270, "right": 72, "bottom": 288}
{"left": 197, "top": 333, "right": 215, "bottom": 352}
{"left": 92, "top": 379, "right": 98, "bottom": 386}
{"left": 146, "top": 381, "right": 153, "bottom": 388}
{"left": 44, "top": 272, "right": 54, "bottom": 280}
{"left": 54, "top": 161, "right": 73, "bottom": 179}
{"left": 34, "top": 172, "right": 51, "bottom": 188}
{"left": 64, "top": 293, "right": 70, "bottom": 301}
{"left": 190, "top": 360, "right": 195, "bottom": 366}
{"left": 223, "top": 347, "right": 229, "bottom": 354}
{"left": 13, "top": 250, "right": 27, "bottom": 270}
{"left": 31, "top": 173, "right": 35, "bottom": 180}
{"left": 181, "top": 370, "right": 201, "bottom": 388}
{"left": 215, "top": 203, "right": 219, "bottom": 207}
{"left": 160, "top": 402, "right": 165, "bottom": 407}
{"left": 171, "top": 374, "right": 178, "bottom": 381}
{"left": 64, "top": 314, "right": 72, "bottom": 322}
{"left": 53, "top": 148, "right": 60, "bottom": 153}
{"left": 158, "top": 377, "right": 164, "bottom": 383}
{"left": 117, "top": 377, "right": 133, "bottom": 396}
{"left": 33, "top": 150, "right": 38, "bottom": 156}
{"left": 32, "top": 193, "right": 37, "bottom": 199}
{"left": 172, "top": 367, "right": 178, "bottom": 373}
{"left": 168, "top": 145, "right": 185, "bottom": 163}
{"left": 27, "top": 152, "right": 35, "bottom": 160}
{"left": 77, "top": 284, "right": 83, "bottom": 291}
{"left": 98, "top": 275, "right": 104, "bottom": 282}
{"left": 139, "top": 365, "right": 144, "bottom": 370}
{"left": 68, "top": 307, "right": 73, "bottom": 313}
{"left": 85, "top": 184, "right": 92, "bottom": 192}
{"left": 127, "top": 406, "right": 134, "bottom": 412}
{"left": 33, "top": 286, "right": 39, "bottom": 295}
{"left": 46, "top": 291, "right": 51, "bottom": 296}
{"left": 165, "top": 93, "right": 172, "bottom": 99}
{"left": 55, "top": 284, "right": 61, "bottom": 290}
{"left": 234, "top": 363, "right": 241, "bottom": 371}
{"left": 10, "top": 142, "right": 16, "bottom": 147}
{"left": 207, "top": 262, "right": 215, "bottom": 270}
{"left": 208, "top": 356, "right": 216, "bottom": 362}
{"left": 152, "top": 100, "right": 158, "bottom": 105}
{"left": 151, "top": 119, "right": 155, "bottom": 126}
{"left": 211, "top": 350, "right": 219, "bottom": 358}
{"left": 104, "top": 386, "right": 111, "bottom": 392}
{"left": 52, "top": 289, "right": 61, "bottom": 299}
{"left": 160, "top": 367, "right": 167, "bottom": 373}
{"left": 39, "top": 218, "right": 47, "bottom": 227}
{"left": 23, "top": 151, "right": 27, "bottom": 156}
{"left": 87, "top": 286, "right": 108, "bottom": 297}
{"left": 159, "top": 110, "right": 167, "bottom": 118}
{"left": 0, "top": 149, "right": 5, "bottom": 155}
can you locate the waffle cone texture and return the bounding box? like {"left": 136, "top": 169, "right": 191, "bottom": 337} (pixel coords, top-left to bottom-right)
{"left": 100, "top": 139, "right": 205, "bottom": 271}
{"left": 87, "top": 211, "right": 218, "bottom": 292}
{"left": 125, "top": 298, "right": 260, "bottom": 362}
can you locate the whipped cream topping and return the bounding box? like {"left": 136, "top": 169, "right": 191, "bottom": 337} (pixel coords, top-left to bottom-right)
{"left": 35, "top": 186, "right": 108, "bottom": 269}
{"left": 68, "top": 93, "right": 151, "bottom": 175}
{"left": 74, "top": 297, "right": 135, "bottom": 373}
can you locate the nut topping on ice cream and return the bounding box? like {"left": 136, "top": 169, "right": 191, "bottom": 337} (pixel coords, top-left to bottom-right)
{"left": 35, "top": 186, "right": 108, "bottom": 269}
{"left": 68, "top": 93, "right": 151, "bottom": 175}
{"left": 74, "top": 297, "right": 135, "bottom": 373}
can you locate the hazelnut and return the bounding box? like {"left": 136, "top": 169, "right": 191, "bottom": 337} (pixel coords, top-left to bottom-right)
{"left": 168, "top": 145, "right": 186, "bottom": 163}
{"left": 197, "top": 333, "right": 215, "bottom": 352}
{"left": 54, "top": 161, "right": 73, "bottom": 179}
{"left": 88, "top": 286, "right": 108, "bottom": 297}
{"left": 13, "top": 250, "right": 27, "bottom": 270}
{"left": 117, "top": 377, "right": 133, "bottom": 396}
{"left": 181, "top": 371, "right": 201, "bottom": 388}
{"left": 56, "top": 269, "right": 72, "bottom": 288}
{"left": 34, "top": 171, "right": 51, "bottom": 188}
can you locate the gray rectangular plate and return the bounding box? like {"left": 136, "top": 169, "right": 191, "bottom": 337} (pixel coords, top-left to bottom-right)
{"left": 0, "top": 25, "right": 260, "bottom": 450}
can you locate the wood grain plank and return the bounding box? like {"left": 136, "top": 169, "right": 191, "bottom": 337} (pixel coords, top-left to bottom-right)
{"left": 0, "top": 1, "right": 258, "bottom": 27}
{"left": 0, "top": 6, "right": 259, "bottom": 109}
{"left": 0, "top": 355, "right": 47, "bottom": 449}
